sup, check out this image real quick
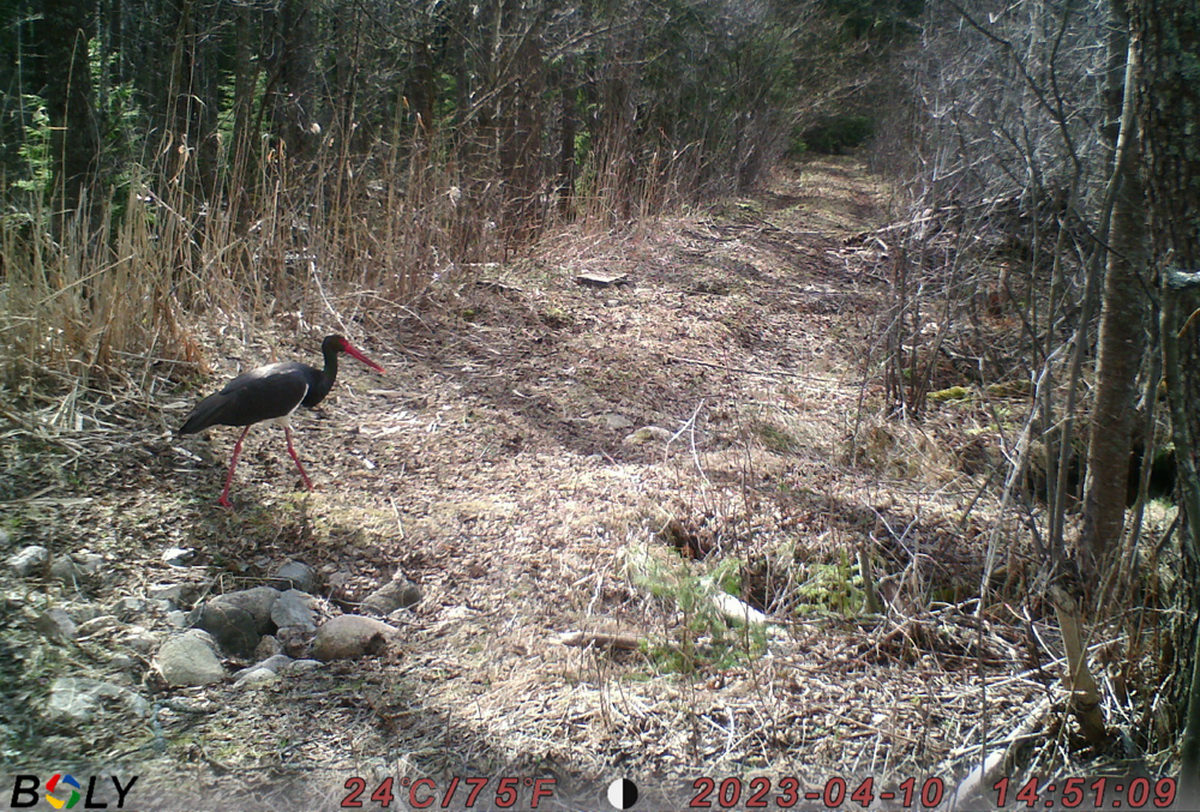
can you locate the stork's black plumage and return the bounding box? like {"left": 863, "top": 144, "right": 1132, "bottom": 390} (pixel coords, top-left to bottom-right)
{"left": 180, "top": 335, "right": 385, "bottom": 507}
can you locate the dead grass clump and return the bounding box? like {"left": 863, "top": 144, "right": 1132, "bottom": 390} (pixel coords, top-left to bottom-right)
{"left": 848, "top": 414, "right": 960, "bottom": 484}
{"left": 0, "top": 126, "right": 508, "bottom": 416}
{"left": 1, "top": 187, "right": 203, "bottom": 401}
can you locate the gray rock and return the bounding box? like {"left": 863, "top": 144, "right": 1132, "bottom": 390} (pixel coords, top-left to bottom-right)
{"left": 312, "top": 615, "right": 401, "bottom": 661}
{"left": 123, "top": 625, "right": 160, "bottom": 654}
{"left": 326, "top": 571, "right": 353, "bottom": 594}
{"left": 270, "top": 589, "right": 318, "bottom": 632}
{"left": 8, "top": 545, "right": 50, "bottom": 577}
{"left": 46, "top": 677, "right": 149, "bottom": 724}
{"left": 112, "top": 596, "right": 153, "bottom": 620}
{"left": 398, "top": 583, "right": 424, "bottom": 609}
{"left": 601, "top": 413, "right": 635, "bottom": 431}
{"left": 271, "top": 560, "right": 316, "bottom": 592}
{"left": 254, "top": 635, "right": 283, "bottom": 659}
{"left": 279, "top": 658, "right": 322, "bottom": 674}
{"left": 233, "top": 666, "right": 279, "bottom": 689}
{"left": 35, "top": 608, "right": 77, "bottom": 643}
{"left": 166, "top": 610, "right": 190, "bottom": 628}
{"left": 212, "top": 586, "right": 281, "bottom": 633}
{"left": 276, "top": 625, "right": 315, "bottom": 658}
{"left": 148, "top": 581, "right": 209, "bottom": 609}
{"left": 148, "top": 583, "right": 184, "bottom": 604}
{"left": 155, "top": 630, "right": 226, "bottom": 686}
{"left": 50, "top": 553, "right": 105, "bottom": 585}
{"left": 190, "top": 600, "right": 259, "bottom": 657}
{"left": 361, "top": 578, "right": 423, "bottom": 615}
{"left": 108, "top": 653, "right": 139, "bottom": 674}
{"left": 50, "top": 557, "right": 82, "bottom": 583}
{"left": 255, "top": 654, "right": 293, "bottom": 674}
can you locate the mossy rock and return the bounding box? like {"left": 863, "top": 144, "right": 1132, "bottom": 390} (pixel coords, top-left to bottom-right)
{"left": 929, "top": 386, "right": 971, "bottom": 403}
{"left": 986, "top": 380, "right": 1033, "bottom": 398}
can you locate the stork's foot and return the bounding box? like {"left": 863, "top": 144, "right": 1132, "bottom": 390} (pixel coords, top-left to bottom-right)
{"left": 217, "top": 494, "right": 235, "bottom": 509}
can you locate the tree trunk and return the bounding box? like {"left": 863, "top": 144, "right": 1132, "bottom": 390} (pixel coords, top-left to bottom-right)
{"left": 1082, "top": 35, "right": 1148, "bottom": 577}
{"left": 557, "top": 58, "right": 577, "bottom": 218}
{"left": 230, "top": 0, "right": 258, "bottom": 228}
{"left": 408, "top": 41, "right": 436, "bottom": 139}
{"left": 332, "top": 3, "right": 359, "bottom": 148}
{"left": 274, "top": 0, "right": 317, "bottom": 160}
{"left": 1130, "top": 0, "right": 1200, "bottom": 800}
{"left": 36, "top": 0, "right": 98, "bottom": 210}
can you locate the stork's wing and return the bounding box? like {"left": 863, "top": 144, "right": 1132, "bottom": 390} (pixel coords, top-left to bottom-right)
{"left": 179, "top": 362, "right": 311, "bottom": 432}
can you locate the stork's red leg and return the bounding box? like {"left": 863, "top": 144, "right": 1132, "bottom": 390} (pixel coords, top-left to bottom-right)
{"left": 218, "top": 426, "right": 252, "bottom": 508}
{"left": 283, "top": 425, "right": 314, "bottom": 491}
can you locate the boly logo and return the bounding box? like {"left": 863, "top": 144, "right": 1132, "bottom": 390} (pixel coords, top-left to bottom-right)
{"left": 8, "top": 774, "right": 138, "bottom": 809}
{"left": 44, "top": 775, "right": 81, "bottom": 809}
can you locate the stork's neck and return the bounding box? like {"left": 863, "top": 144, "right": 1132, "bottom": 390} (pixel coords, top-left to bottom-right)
{"left": 304, "top": 345, "right": 342, "bottom": 405}
{"left": 321, "top": 344, "right": 341, "bottom": 384}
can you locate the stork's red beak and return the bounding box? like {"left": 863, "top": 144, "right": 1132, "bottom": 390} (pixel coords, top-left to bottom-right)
{"left": 343, "top": 341, "right": 385, "bottom": 373}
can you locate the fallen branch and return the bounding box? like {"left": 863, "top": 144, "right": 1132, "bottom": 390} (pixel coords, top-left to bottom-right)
{"left": 554, "top": 630, "right": 642, "bottom": 650}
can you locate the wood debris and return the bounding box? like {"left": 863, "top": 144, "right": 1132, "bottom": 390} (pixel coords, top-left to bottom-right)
{"left": 574, "top": 272, "right": 630, "bottom": 288}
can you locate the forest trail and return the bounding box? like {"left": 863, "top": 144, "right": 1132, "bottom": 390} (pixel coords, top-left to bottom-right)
{"left": 5, "top": 158, "right": 1010, "bottom": 809}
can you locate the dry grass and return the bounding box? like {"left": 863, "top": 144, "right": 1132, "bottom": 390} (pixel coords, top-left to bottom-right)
{"left": 1, "top": 117, "right": 727, "bottom": 423}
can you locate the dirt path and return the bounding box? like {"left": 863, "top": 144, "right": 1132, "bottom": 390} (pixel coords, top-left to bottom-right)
{"left": 4, "top": 158, "right": 1015, "bottom": 810}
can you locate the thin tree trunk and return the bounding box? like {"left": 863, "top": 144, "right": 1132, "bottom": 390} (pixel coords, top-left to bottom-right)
{"left": 37, "top": 0, "right": 99, "bottom": 211}
{"left": 275, "top": 0, "right": 316, "bottom": 160}
{"left": 1082, "top": 36, "right": 1147, "bottom": 577}
{"left": 230, "top": 0, "right": 257, "bottom": 229}
{"left": 558, "top": 59, "right": 577, "bottom": 217}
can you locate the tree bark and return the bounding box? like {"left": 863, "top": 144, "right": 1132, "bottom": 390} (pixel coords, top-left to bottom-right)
{"left": 1082, "top": 35, "right": 1148, "bottom": 577}
{"left": 1130, "top": 0, "right": 1200, "bottom": 799}
{"left": 273, "top": 0, "right": 317, "bottom": 160}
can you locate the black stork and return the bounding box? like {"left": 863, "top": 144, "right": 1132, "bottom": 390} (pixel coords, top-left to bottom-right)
{"left": 179, "top": 335, "right": 385, "bottom": 507}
